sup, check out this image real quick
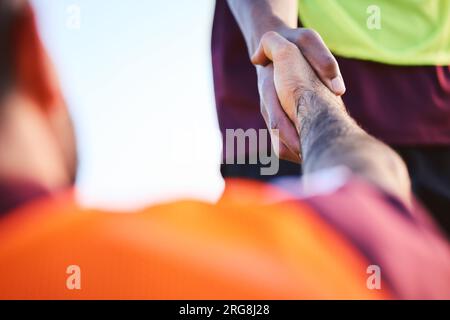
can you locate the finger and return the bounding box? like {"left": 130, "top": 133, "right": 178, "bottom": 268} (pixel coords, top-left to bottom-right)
{"left": 268, "top": 114, "right": 301, "bottom": 163}
{"left": 252, "top": 41, "right": 271, "bottom": 66}
{"left": 251, "top": 31, "right": 297, "bottom": 66}
{"left": 261, "top": 104, "right": 300, "bottom": 163}
{"left": 262, "top": 107, "right": 301, "bottom": 163}
{"left": 279, "top": 142, "right": 301, "bottom": 163}
{"left": 270, "top": 129, "right": 302, "bottom": 163}
{"left": 287, "top": 28, "right": 346, "bottom": 95}
{"left": 260, "top": 99, "right": 300, "bottom": 163}
{"left": 258, "top": 65, "right": 301, "bottom": 162}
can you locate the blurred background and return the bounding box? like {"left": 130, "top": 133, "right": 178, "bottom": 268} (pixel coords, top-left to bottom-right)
{"left": 30, "top": 0, "right": 224, "bottom": 209}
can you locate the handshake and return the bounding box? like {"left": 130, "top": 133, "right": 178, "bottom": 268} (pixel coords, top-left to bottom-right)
{"left": 250, "top": 31, "right": 410, "bottom": 203}
{"left": 250, "top": 30, "right": 346, "bottom": 163}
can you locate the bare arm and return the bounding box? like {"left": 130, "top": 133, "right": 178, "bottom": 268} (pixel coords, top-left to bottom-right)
{"left": 253, "top": 32, "right": 411, "bottom": 203}
{"left": 224, "top": 0, "right": 346, "bottom": 163}
{"left": 226, "top": 0, "right": 298, "bottom": 56}
{"left": 298, "top": 91, "right": 411, "bottom": 203}
{"left": 226, "top": 0, "right": 344, "bottom": 94}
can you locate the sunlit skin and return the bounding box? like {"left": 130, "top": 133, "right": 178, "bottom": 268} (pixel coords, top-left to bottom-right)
{"left": 1, "top": 1, "right": 449, "bottom": 301}
{"left": 227, "top": 0, "right": 345, "bottom": 163}
{"left": 251, "top": 31, "right": 411, "bottom": 205}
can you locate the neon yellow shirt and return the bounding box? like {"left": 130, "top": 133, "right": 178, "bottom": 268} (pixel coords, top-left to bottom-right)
{"left": 298, "top": 0, "right": 450, "bottom": 66}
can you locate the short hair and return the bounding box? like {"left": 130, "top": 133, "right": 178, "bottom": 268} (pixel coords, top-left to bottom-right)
{"left": 1, "top": 1, "right": 31, "bottom": 99}
{"left": 0, "top": 1, "right": 17, "bottom": 100}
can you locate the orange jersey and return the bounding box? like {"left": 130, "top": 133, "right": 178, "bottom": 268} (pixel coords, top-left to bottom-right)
{"left": 0, "top": 180, "right": 387, "bottom": 300}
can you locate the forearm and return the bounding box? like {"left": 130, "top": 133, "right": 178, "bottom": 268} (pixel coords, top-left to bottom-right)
{"left": 250, "top": 29, "right": 409, "bottom": 200}
{"left": 299, "top": 90, "right": 411, "bottom": 203}
{"left": 226, "top": 0, "right": 298, "bottom": 56}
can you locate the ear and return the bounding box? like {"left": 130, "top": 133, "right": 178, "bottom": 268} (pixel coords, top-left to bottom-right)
{"left": 11, "top": 3, "right": 78, "bottom": 184}
{"left": 12, "top": 3, "right": 63, "bottom": 111}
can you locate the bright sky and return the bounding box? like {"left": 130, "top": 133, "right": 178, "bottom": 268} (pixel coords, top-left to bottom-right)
{"left": 31, "top": 0, "right": 224, "bottom": 209}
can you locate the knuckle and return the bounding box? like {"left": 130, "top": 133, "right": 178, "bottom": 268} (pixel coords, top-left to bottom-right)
{"left": 274, "top": 42, "right": 297, "bottom": 59}
{"left": 297, "top": 28, "right": 319, "bottom": 45}
{"left": 262, "top": 30, "right": 278, "bottom": 41}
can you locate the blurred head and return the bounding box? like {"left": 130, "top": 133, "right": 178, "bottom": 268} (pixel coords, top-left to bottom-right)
{"left": 0, "top": 0, "right": 77, "bottom": 191}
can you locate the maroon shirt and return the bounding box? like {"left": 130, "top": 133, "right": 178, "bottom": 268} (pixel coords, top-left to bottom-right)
{"left": 211, "top": 0, "right": 450, "bottom": 159}
{"left": 302, "top": 177, "right": 450, "bottom": 299}
{"left": 0, "top": 179, "right": 49, "bottom": 216}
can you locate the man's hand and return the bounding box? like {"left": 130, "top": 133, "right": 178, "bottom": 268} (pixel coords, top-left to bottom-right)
{"left": 252, "top": 31, "right": 338, "bottom": 131}
{"left": 251, "top": 31, "right": 411, "bottom": 204}
{"left": 225, "top": 0, "right": 344, "bottom": 163}
{"left": 279, "top": 27, "right": 345, "bottom": 96}
{"left": 257, "top": 65, "right": 301, "bottom": 162}
{"left": 253, "top": 28, "right": 345, "bottom": 163}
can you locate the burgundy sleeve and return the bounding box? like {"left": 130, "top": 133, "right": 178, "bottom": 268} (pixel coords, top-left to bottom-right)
{"left": 303, "top": 178, "right": 450, "bottom": 299}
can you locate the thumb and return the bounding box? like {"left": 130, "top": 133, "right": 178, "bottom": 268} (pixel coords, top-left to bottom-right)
{"left": 251, "top": 41, "right": 271, "bottom": 66}
{"left": 251, "top": 31, "right": 295, "bottom": 66}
